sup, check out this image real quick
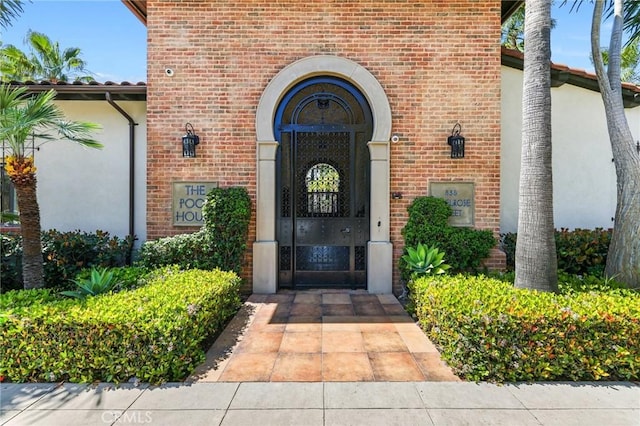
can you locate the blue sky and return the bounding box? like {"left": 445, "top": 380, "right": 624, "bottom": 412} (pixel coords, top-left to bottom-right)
{"left": 0, "top": 0, "right": 146, "bottom": 83}
{"left": 0, "top": 1, "right": 619, "bottom": 83}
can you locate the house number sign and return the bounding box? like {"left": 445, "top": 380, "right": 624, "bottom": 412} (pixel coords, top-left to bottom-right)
{"left": 172, "top": 181, "right": 218, "bottom": 226}
{"left": 429, "top": 182, "right": 475, "bottom": 227}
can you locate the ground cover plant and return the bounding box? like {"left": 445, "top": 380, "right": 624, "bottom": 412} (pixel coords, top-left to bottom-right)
{"left": 411, "top": 274, "right": 639, "bottom": 382}
{"left": 0, "top": 267, "right": 241, "bottom": 384}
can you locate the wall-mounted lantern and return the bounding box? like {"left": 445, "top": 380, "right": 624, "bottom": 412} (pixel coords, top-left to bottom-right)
{"left": 182, "top": 123, "right": 200, "bottom": 158}
{"left": 447, "top": 123, "right": 465, "bottom": 159}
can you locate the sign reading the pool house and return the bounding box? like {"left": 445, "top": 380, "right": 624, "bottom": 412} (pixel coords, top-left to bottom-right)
{"left": 429, "top": 182, "right": 475, "bottom": 227}
{"left": 172, "top": 182, "right": 218, "bottom": 226}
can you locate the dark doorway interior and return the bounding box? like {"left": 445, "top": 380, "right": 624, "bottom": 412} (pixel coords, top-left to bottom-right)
{"left": 275, "top": 77, "right": 373, "bottom": 289}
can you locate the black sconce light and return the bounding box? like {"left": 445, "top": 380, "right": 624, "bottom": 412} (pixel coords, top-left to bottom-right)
{"left": 182, "top": 123, "right": 200, "bottom": 158}
{"left": 447, "top": 123, "right": 465, "bottom": 159}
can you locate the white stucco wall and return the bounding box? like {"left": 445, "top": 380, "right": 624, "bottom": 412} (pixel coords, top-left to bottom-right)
{"left": 501, "top": 66, "right": 640, "bottom": 233}
{"left": 34, "top": 100, "right": 147, "bottom": 246}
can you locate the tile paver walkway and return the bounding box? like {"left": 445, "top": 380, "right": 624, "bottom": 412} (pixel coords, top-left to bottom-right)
{"left": 189, "top": 290, "right": 460, "bottom": 382}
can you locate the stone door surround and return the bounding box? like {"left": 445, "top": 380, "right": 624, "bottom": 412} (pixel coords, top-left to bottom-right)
{"left": 253, "top": 55, "right": 393, "bottom": 294}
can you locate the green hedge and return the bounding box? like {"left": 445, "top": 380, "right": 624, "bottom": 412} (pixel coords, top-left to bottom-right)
{"left": 137, "top": 187, "right": 251, "bottom": 274}
{"left": 401, "top": 196, "right": 496, "bottom": 277}
{"left": 1, "top": 230, "right": 134, "bottom": 293}
{"left": 500, "top": 228, "right": 611, "bottom": 275}
{"left": 412, "top": 274, "right": 640, "bottom": 382}
{"left": 0, "top": 268, "right": 241, "bottom": 384}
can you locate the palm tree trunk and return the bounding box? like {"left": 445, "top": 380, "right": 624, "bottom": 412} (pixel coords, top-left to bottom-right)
{"left": 592, "top": 0, "right": 640, "bottom": 288}
{"left": 515, "top": 0, "right": 558, "bottom": 292}
{"left": 14, "top": 179, "right": 44, "bottom": 289}
{"left": 606, "top": 174, "right": 640, "bottom": 288}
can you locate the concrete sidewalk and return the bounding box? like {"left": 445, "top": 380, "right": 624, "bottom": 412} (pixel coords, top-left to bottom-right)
{"left": 1, "top": 381, "right": 638, "bottom": 425}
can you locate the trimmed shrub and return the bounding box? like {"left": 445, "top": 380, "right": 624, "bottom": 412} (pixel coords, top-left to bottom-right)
{"left": 500, "top": 228, "right": 612, "bottom": 275}
{"left": 201, "top": 187, "right": 252, "bottom": 274}
{"left": 487, "top": 271, "right": 627, "bottom": 294}
{"left": 136, "top": 232, "right": 213, "bottom": 270}
{"left": 558, "top": 272, "right": 627, "bottom": 293}
{"left": 1, "top": 230, "right": 134, "bottom": 293}
{"left": 412, "top": 274, "right": 640, "bottom": 382}
{"left": 137, "top": 187, "right": 251, "bottom": 274}
{"left": 0, "top": 268, "right": 241, "bottom": 384}
{"left": 401, "top": 196, "right": 495, "bottom": 277}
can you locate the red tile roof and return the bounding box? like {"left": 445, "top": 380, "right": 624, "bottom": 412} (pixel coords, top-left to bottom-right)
{"left": 3, "top": 80, "right": 146, "bottom": 101}
{"left": 501, "top": 47, "right": 640, "bottom": 108}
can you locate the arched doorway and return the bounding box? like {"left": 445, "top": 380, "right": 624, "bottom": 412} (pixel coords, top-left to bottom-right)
{"left": 274, "top": 77, "right": 373, "bottom": 288}
{"left": 253, "top": 55, "right": 393, "bottom": 294}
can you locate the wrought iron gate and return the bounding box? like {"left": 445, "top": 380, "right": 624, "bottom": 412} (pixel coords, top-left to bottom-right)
{"left": 275, "top": 77, "right": 373, "bottom": 288}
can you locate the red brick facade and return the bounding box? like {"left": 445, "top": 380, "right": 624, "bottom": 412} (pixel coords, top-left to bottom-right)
{"left": 146, "top": 0, "right": 504, "bottom": 293}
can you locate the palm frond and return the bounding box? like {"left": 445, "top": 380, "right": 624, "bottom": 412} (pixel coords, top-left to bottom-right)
{"left": 0, "top": 0, "right": 24, "bottom": 30}
{"left": 0, "top": 85, "right": 102, "bottom": 154}
{"left": 56, "top": 120, "right": 103, "bottom": 148}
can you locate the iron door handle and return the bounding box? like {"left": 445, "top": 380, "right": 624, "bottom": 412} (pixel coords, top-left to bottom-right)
{"left": 340, "top": 227, "right": 351, "bottom": 234}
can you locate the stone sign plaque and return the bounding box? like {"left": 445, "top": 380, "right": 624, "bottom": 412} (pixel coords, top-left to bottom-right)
{"left": 172, "top": 182, "right": 218, "bottom": 226}
{"left": 429, "top": 182, "right": 475, "bottom": 227}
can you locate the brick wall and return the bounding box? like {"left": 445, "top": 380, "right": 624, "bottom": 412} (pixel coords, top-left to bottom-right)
{"left": 146, "top": 0, "right": 503, "bottom": 293}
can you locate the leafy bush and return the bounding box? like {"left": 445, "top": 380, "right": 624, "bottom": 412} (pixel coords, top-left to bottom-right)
{"left": 411, "top": 274, "right": 640, "bottom": 382}
{"left": 1, "top": 234, "right": 22, "bottom": 293}
{"left": 555, "top": 228, "right": 611, "bottom": 275}
{"left": 201, "top": 187, "right": 252, "bottom": 274}
{"left": 500, "top": 228, "right": 612, "bottom": 275}
{"left": 42, "top": 229, "right": 134, "bottom": 290}
{"left": 136, "top": 232, "right": 213, "bottom": 270}
{"left": 137, "top": 187, "right": 251, "bottom": 274}
{"left": 499, "top": 232, "right": 517, "bottom": 270}
{"left": 1, "top": 230, "right": 134, "bottom": 293}
{"left": 0, "top": 268, "right": 241, "bottom": 384}
{"left": 401, "top": 196, "right": 495, "bottom": 278}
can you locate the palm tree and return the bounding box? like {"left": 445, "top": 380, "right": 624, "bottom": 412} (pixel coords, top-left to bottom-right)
{"left": 0, "top": 85, "right": 101, "bottom": 289}
{"left": 0, "top": 44, "right": 35, "bottom": 81}
{"left": 591, "top": 0, "right": 640, "bottom": 288}
{"left": 501, "top": 3, "right": 556, "bottom": 52}
{"left": 602, "top": 38, "right": 640, "bottom": 83}
{"left": 515, "top": 0, "right": 559, "bottom": 292}
{"left": 502, "top": 4, "right": 526, "bottom": 51}
{"left": 0, "top": 30, "right": 93, "bottom": 82}
{"left": 0, "top": 0, "right": 24, "bottom": 30}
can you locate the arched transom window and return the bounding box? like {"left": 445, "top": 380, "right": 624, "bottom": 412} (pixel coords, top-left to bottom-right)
{"left": 306, "top": 163, "right": 340, "bottom": 215}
